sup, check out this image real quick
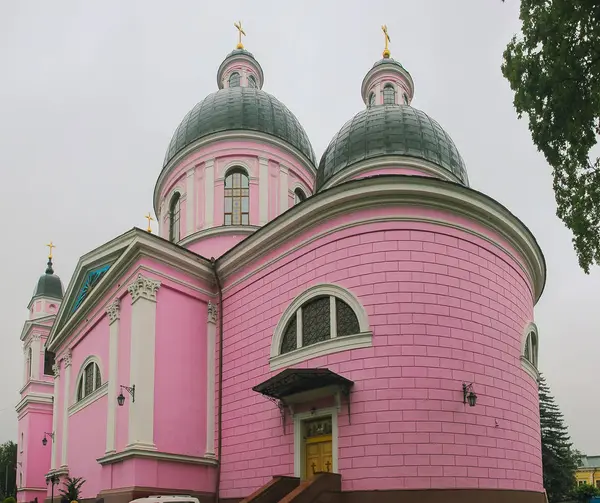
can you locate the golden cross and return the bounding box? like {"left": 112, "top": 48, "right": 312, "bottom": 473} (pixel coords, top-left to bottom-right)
{"left": 46, "top": 241, "right": 56, "bottom": 259}
{"left": 381, "top": 25, "right": 391, "bottom": 58}
{"left": 234, "top": 21, "right": 246, "bottom": 49}
{"left": 145, "top": 212, "right": 154, "bottom": 233}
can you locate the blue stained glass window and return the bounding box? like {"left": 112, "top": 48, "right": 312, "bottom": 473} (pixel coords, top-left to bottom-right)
{"left": 72, "top": 264, "right": 111, "bottom": 312}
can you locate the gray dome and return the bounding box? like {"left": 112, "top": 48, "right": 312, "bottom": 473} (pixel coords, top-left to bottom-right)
{"left": 32, "top": 261, "right": 63, "bottom": 300}
{"left": 316, "top": 105, "right": 469, "bottom": 190}
{"left": 163, "top": 87, "right": 316, "bottom": 167}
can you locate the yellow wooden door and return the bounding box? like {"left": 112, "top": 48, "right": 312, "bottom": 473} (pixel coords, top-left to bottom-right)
{"left": 305, "top": 435, "right": 333, "bottom": 480}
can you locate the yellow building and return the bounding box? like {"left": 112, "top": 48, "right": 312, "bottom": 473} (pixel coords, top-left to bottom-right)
{"left": 576, "top": 455, "right": 600, "bottom": 487}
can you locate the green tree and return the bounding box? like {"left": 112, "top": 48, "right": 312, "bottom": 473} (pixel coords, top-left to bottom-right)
{"left": 0, "top": 441, "right": 17, "bottom": 499}
{"left": 59, "top": 476, "right": 85, "bottom": 502}
{"left": 572, "top": 483, "right": 600, "bottom": 502}
{"left": 539, "top": 374, "right": 579, "bottom": 502}
{"left": 502, "top": 0, "right": 600, "bottom": 273}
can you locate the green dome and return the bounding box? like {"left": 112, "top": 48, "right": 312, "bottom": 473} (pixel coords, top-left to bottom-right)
{"left": 316, "top": 105, "right": 469, "bottom": 190}
{"left": 32, "top": 261, "right": 63, "bottom": 300}
{"left": 163, "top": 87, "right": 316, "bottom": 167}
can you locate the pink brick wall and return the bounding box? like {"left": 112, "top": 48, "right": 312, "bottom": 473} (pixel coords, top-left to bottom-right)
{"left": 218, "top": 214, "right": 541, "bottom": 499}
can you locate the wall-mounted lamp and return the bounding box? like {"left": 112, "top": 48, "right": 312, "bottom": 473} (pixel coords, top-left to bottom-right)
{"left": 41, "top": 432, "right": 54, "bottom": 446}
{"left": 462, "top": 383, "right": 477, "bottom": 407}
{"left": 117, "top": 384, "right": 135, "bottom": 406}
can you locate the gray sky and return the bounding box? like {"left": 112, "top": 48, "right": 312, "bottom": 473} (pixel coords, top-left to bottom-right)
{"left": 1, "top": 1, "right": 597, "bottom": 453}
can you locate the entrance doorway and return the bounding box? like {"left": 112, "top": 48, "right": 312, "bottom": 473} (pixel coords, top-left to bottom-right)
{"left": 303, "top": 416, "right": 333, "bottom": 480}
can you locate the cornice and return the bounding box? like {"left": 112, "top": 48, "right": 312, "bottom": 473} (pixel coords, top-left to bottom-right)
{"left": 178, "top": 225, "right": 259, "bottom": 248}
{"left": 216, "top": 175, "right": 546, "bottom": 303}
{"left": 47, "top": 229, "right": 213, "bottom": 351}
{"left": 97, "top": 448, "right": 219, "bottom": 466}
{"left": 20, "top": 317, "right": 54, "bottom": 341}
{"left": 154, "top": 130, "right": 317, "bottom": 214}
{"left": 15, "top": 392, "right": 53, "bottom": 413}
{"left": 19, "top": 379, "right": 53, "bottom": 394}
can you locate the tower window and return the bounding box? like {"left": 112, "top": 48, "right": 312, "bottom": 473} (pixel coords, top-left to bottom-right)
{"left": 44, "top": 350, "right": 55, "bottom": 376}
{"left": 383, "top": 84, "right": 396, "bottom": 105}
{"left": 169, "top": 192, "right": 181, "bottom": 242}
{"left": 294, "top": 188, "right": 306, "bottom": 204}
{"left": 403, "top": 93, "right": 409, "bottom": 105}
{"left": 224, "top": 168, "right": 249, "bottom": 225}
{"left": 229, "top": 72, "right": 241, "bottom": 88}
{"left": 248, "top": 75, "right": 257, "bottom": 88}
{"left": 368, "top": 92, "right": 376, "bottom": 107}
{"left": 28, "top": 347, "right": 32, "bottom": 378}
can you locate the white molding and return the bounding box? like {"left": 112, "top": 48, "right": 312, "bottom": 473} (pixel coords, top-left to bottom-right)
{"left": 217, "top": 177, "right": 546, "bottom": 304}
{"left": 106, "top": 300, "right": 120, "bottom": 453}
{"left": 204, "top": 160, "right": 215, "bottom": 228}
{"left": 72, "top": 355, "right": 105, "bottom": 405}
{"left": 14, "top": 392, "right": 53, "bottom": 413}
{"left": 205, "top": 302, "right": 217, "bottom": 457}
{"left": 68, "top": 381, "right": 108, "bottom": 416}
{"left": 290, "top": 181, "right": 311, "bottom": 199}
{"left": 361, "top": 61, "right": 415, "bottom": 103}
{"left": 520, "top": 356, "right": 540, "bottom": 383}
{"left": 61, "top": 359, "right": 71, "bottom": 465}
{"left": 106, "top": 297, "right": 120, "bottom": 325}
{"left": 178, "top": 225, "right": 259, "bottom": 248}
{"left": 186, "top": 167, "right": 196, "bottom": 236}
{"left": 51, "top": 369, "right": 60, "bottom": 468}
{"left": 259, "top": 157, "right": 269, "bottom": 225}
{"left": 97, "top": 447, "right": 218, "bottom": 466}
{"left": 319, "top": 156, "right": 463, "bottom": 191}
{"left": 293, "top": 407, "right": 338, "bottom": 479}
{"left": 18, "top": 379, "right": 53, "bottom": 394}
{"left": 128, "top": 274, "right": 161, "bottom": 304}
{"left": 521, "top": 322, "right": 539, "bottom": 381}
{"left": 270, "top": 283, "right": 371, "bottom": 371}
{"left": 220, "top": 160, "right": 252, "bottom": 179}
{"left": 31, "top": 336, "right": 41, "bottom": 381}
{"left": 271, "top": 333, "right": 372, "bottom": 371}
{"left": 279, "top": 164, "right": 289, "bottom": 214}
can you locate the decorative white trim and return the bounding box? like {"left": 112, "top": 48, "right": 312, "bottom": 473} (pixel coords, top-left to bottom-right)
{"left": 18, "top": 378, "right": 53, "bottom": 394}
{"left": 61, "top": 357, "right": 72, "bottom": 465}
{"left": 319, "top": 156, "right": 463, "bottom": 191}
{"left": 127, "top": 274, "right": 161, "bottom": 304}
{"left": 521, "top": 322, "right": 539, "bottom": 381}
{"left": 68, "top": 381, "right": 108, "bottom": 416}
{"left": 290, "top": 181, "right": 311, "bottom": 199}
{"left": 293, "top": 407, "right": 338, "bottom": 479}
{"left": 259, "top": 157, "right": 269, "bottom": 225}
{"left": 279, "top": 164, "right": 289, "bottom": 214}
{"left": 72, "top": 355, "right": 104, "bottom": 404}
{"left": 207, "top": 301, "right": 218, "bottom": 325}
{"left": 51, "top": 367, "right": 60, "bottom": 469}
{"left": 106, "top": 297, "right": 120, "bottom": 325}
{"left": 97, "top": 448, "right": 218, "bottom": 466}
{"left": 520, "top": 356, "right": 539, "bottom": 382}
{"left": 186, "top": 167, "right": 196, "bottom": 236}
{"left": 106, "top": 300, "right": 121, "bottom": 453}
{"left": 270, "top": 283, "right": 372, "bottom": 370}
{"left": 31, "top": 336, "right": 41, "bottom": 380}
{"left": 220, "top": 160, "right": 252, "bottom": 179}
{"left": 14, "top": 392, "right": 53, "bottom": 413}
{"left": 204, "top": 159, "right": 215, "bottom": 228}
{"left": 217, "top": 177, "right": 546, "bottom": 304}
{"left": 52, "top": 363, "right": 60, "bottom": 378}
{"left": 205, "top": 302, "right": 217, "bottom": 457}
{"left": 361, "top": 61, "right": 415, "bottom": 103}
{"left": 178, "top": 225, "right": 259, "bottom": 247}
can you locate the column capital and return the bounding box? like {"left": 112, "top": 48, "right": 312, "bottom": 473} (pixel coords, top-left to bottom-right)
{"left": 32, "top": 333, "right": 42, "bottom": 341}
{"left": 187, "top": 166, "right": 196, "bottom": 177}
{"left": 258, "top": 157, "right": 269, "bottom": 166}
{"left": 52, "top": 362, "right": 60, "bottom": 378}
{"left": 106, "top": 297, "right": 121, "bottom": 324}
{"left": 204, "top": 159, "right": 215, "bottom": 168}
{"left": 208, "top": 301, "right": 218, "bottom": 325}
{"left": 62, "top": 350, "right": 72, "bottom": 368}
{"left": 128, "top": 274, "right": 161, "bottom": 304}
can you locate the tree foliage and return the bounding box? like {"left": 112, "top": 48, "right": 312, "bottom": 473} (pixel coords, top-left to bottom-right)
{"left": 539, "top": 374, "right": 579, "bottom": 502}
{"left": 58, "top": 476, "right": 85, "bottom": 502}
{"left": 502, "top": 0, "right": 600, "bottom": 272}
{"left": 572, "top": 483, "right": 600, "bottom": 502}
{"left": 0, "top": 441, "right": 17, "bottom": 499}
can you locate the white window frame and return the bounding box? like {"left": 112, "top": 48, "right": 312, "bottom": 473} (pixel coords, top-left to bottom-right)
{"left": 75, "top": 356, "right": 103, "bottom": 403}
{"left": 520, "top": 322, "right": 539, "bottom": 381}
{"left": 270, "top": 283, "right": 372, "bottom": 370}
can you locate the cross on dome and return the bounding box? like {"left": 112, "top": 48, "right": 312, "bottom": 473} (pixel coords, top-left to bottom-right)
{"left": 234, "top": 21, "right": 246, "bottom": 49}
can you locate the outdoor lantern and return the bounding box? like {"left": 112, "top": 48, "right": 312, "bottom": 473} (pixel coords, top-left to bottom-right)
{"left": 117, "top": 384, "right": 135, "bottom": 406}
{"left": 117, "top": 392, "right": 125, "bottom": 406}
{"left": 462, "top": 383, "right": 478, "bottom": 407}
{"left": 42, "top": 432, "right": 53, "bottom": 446}
{"left": 42, "top": 437, "right": 47, "bottom": 447}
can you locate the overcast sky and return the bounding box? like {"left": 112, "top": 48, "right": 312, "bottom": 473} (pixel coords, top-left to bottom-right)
{"left": 0, "top": 1, "right": 597, "bottom": 454}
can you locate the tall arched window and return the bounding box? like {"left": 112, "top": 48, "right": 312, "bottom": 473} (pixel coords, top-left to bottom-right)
{"left": 229, "top": 72, "right": 241, "bottom": 88}
{"left": 27, "top": 347, "right": 32, "bottom": 378}
{"left": 169, "top": 192, "right": 181, "bottom": 242}
{"left": 44, "top": 349, "right": 55, "bottom": 376}
{"left": 383, "top": 84, "right": 396, "bottom": 105}
{"left": 224, "top": 168, "right": 249, "bottom": 225}
{"left": 368, "top": 92, "right": 376, "bottom": 107}
{"left": 76, "top": 361, "right": 102, "bottom": 402}
{"left": 403, "top": 93, "right": 409, "bottom": 105}
{"left": 248, "top": 75, "right": 257, "bottom": 88}
{"left": 523, "top": 331, "right": 538, "bottom": 368}
{"left": 294, "top": 188, "right": 306, "bottom": 204}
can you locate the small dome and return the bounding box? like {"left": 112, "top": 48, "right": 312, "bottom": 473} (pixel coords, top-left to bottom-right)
{"left": 32, "top": 261, "right": 63, "bottom": 300}
{"left": 316, "top": 105, "right": 469, "bottom": 190}
{"left": 163, "top": 87, "right": 316, "bottom": 167}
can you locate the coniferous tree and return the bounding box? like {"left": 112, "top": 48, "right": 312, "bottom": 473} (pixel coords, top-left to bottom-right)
{"left": 539, "top": 374, "right": 579, "bottom": 502}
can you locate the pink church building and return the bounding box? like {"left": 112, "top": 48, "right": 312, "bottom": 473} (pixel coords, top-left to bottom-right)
{"left": 16, "top": 32, "right": 546, "bottom": 503}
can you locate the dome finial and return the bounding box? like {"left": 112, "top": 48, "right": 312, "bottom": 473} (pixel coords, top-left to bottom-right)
{"left": 45, "top": 241, "right": 56, "bottom": 274}
{"left": 381, "top": 25, "right": 391, "bottom": 58}
{"left": 234, "top": 21, "right": 246, "bottom": 49}
{"left": 145, "top": 212, "right": 154, "bottom": 233}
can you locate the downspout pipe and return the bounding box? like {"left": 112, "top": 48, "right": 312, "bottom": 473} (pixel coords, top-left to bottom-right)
{"left": 211, "top": 257, "right": 224, "bottom": 503}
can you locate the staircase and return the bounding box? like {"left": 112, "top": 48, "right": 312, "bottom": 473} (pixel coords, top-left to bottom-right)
{"left": 240, "top": 473, "right": 341, "bottom": 503}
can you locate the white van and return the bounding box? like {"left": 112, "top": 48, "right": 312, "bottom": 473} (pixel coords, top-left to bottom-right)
{"left": 130, "top": 496, "right": 200, "bottom": 503}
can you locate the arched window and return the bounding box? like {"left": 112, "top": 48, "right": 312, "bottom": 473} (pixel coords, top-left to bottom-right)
{"left": 224, "top": 168, "right": 249, "bottom": 225}
{"left": 76, "top": 361, "right": 102, "bottom": 402}
{"left": 368, "top": 92, "right": 376, "bottom": 107}
{"left": 523, "top": 331, "right": 538, "bottom": 368}
{"left": 271, "top": 284, "right": 372, "bottom": 369}
{"left": 403, "top": 93, "right": 409, "bottom": 105}
{"left": 383, "top": 84, "right": 396, "bottom": 105}
{"left": 28, "top": 347, "right": 32, "bottom": 378}
{"left": 294, "top": 188, "right": 306, "bottom": 204}
{"left": 44, "top": 349, "right": 55, "bottom": 376}
{"left": 248, "top": 75, "right": 257, "bottom": 88}
{"left": 169, "top": 192, "right": 181, "bottom": 242}
{"left": 229, "top": 72, "right": 241, "bottom": 88}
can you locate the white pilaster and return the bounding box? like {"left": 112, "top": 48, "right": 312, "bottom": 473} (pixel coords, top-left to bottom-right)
{"left": 279, "top": 165, "right": 289, "bottom": 214}
{"left": 259, "top": 157, "right": 269, "bottom": 225}
{"left": 31, "top": 335, "right": 41, "bottom": 380}
{"left": 60, "top": 351, "right": 71, "bottom": 467}
{"left": 204, "top": 160, "right": 215, "bottom": 228}
{"left": 105, "top": 298, "right": 120, "bottom": 454}
{"left": 127, "top": 274, "right": 161, "bottom": 449}
{"left": 205, "top": 302, "right": 217, "bottom": 457}
{"left": 186, "top": 167, "right": 195, "bottom": 236}
{"left": 50, "top": 362, "right": 60, "bottom": 469}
